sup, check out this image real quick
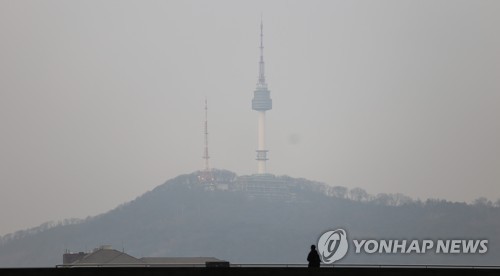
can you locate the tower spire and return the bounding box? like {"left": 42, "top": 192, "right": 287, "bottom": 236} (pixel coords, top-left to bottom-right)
{"left": 258, "top": 17, "right": 266, "bottom": 88}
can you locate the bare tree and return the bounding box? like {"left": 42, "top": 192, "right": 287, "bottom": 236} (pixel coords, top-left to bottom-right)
{"left": 393, "top": 193, "right": 413, "bottom": 206}
{"left": 330, "top": 186, "right": 348, "bottom": 199}
{"left": 473, "top": 197, "right": 492, "bottom": 207}
{"left": 349, "top": 187, "right": 369, "bottom": 202}
{"left": 373, "top": 193, "right": 392, "bottom": 205}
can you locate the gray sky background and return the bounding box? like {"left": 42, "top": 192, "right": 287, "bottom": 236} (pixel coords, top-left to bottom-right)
{"left": 0, "top": 0, "right": 499, "bottom": 236}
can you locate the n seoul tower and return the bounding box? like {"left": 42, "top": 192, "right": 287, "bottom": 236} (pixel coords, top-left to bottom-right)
{"left": 252, "top": 19, "right": 272, "bottom": 174}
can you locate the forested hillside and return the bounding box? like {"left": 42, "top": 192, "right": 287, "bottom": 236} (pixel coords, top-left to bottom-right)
{"left": 0, "top": 170, "right": 498, "bottom": 267}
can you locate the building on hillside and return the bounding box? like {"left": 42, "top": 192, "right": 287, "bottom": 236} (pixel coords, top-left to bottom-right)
{"left": 237, "top": 174, "right": 295, "bottom": 201}
{"left": 62, "top": 245, "right": 228, "bottom": 267}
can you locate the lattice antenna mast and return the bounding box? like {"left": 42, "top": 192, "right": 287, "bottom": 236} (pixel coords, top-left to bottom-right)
{"left": 202, "top": 98, "right": 210, "bottom": 172}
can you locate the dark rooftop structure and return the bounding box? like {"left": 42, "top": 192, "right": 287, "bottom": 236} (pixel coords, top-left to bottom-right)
{"left": 62, "top": 245, "right": 226, "bottom": 267}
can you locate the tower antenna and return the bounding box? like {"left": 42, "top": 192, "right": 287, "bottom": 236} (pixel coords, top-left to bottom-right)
{"left": 258, "top": 16, "right": 266, "bottom": 87}
{"left": 203, "top": 98, "right": 210, "bottom": 172}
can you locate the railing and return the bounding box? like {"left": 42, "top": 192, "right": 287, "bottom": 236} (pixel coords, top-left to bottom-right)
{"left": 57, "top": 263, "right": 206, "bottom": 268}
{"left": 233, "top": 264, "right": 500, "bottom": 269}
{"left": 56, "top": 263, "right": 500, "bottom": 269}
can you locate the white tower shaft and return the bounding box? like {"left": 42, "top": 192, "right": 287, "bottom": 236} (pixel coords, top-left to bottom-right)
{"left": 257, "top": 111, "right": 266, "bottom": 174}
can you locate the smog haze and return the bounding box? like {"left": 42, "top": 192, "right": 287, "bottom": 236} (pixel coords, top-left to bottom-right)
{"left": 0, "top": 0, "right": 499, "bottom": 236}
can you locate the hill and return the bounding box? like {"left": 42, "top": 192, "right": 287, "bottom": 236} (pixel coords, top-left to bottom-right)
{"left": 0, "top": 170, "right": 499, "bottom": 267}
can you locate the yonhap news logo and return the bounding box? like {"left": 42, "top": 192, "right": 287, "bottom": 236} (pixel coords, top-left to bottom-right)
{"left": 317, "top": 229, "right": 349, "bottom": 264}
{"left": 317, "top": 228, "right": 488, "bottom": 264}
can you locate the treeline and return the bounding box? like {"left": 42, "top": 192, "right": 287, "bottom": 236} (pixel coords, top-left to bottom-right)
{"left": 276, "top": 173, "right": 500, "bottom": 207}
{"left": 323, "top": 185, "right": 500, "bottom": 207}
{"left": 0, "top": 218, "right": 83, "bottom": 245}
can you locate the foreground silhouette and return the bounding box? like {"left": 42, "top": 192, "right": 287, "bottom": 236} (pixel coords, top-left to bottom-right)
{"left": 307, "top": 245, "right": 321, "bottom": 267}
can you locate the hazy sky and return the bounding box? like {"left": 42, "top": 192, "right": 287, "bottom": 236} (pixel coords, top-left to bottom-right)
{"left": 0, "top": 0, "right": 499, "bottom": 236}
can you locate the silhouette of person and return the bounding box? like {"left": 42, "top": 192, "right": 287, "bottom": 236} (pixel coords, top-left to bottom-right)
{"left": 307, "top": 244, "right": 321, "bottom": 267}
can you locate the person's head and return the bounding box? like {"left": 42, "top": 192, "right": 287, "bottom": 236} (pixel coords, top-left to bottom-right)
{"left": 311, "top": 245, "right": 316, "bottom": 250}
